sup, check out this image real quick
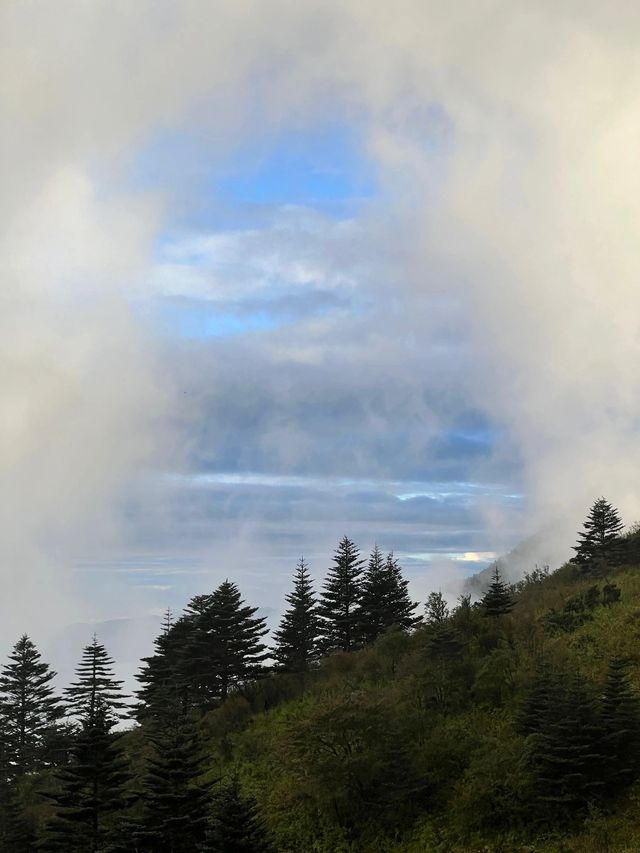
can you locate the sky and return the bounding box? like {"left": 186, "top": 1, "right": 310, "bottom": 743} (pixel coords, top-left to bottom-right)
{"left": 4, "top": 1, "right": 640, "bottom": 685}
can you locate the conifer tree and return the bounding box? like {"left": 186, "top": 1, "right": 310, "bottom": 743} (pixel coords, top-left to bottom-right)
{"left": 206, "top": 775, "right": 271, "bottom": 852}
{"left": 383, "top": 552, "right": 419, "bottom": 629}
{"left": 197, "top": 580, "right": 269, "bottom": 704}
{"left": 0, "top": 634, "right": 64, "bottom": 777}
{"left": 318, "top": 536, "right": 366, "bottom": 652}
{"left": 41, "top": 702, "right": 129, "bottom": 852}
{"left": 358, "top": 545, "right": 387, "bottom": 645}
{"left": 359, "top": 548, "right": 419, "bottom": 644}
{"left": 571, "top": 497, "right": 624, "bottom": 575}
{"left": 600, "top": 657, "right": 640, "bottom": 791}
{"left": 133, "top": 711, "right": 210, "bottom": 852}
{"left": 64, "top": 636, "right": 128, "bottom": 724}
{"left": 519, "top": 670, "right": 606, "bottom": 813}
{"left": 135, "top": 613, "right": 195, "bottom": 723}
{"left": 137, "top": 583, "right": 269, "bottom": 716}
{"left": 162, "top": 606, "right": 173, "bottom": 634}
{"left": 480, "top": 567, "right": 515, "bottom": 617}
{"left": 272, "top": 558, "right": 321, "bottom": 672}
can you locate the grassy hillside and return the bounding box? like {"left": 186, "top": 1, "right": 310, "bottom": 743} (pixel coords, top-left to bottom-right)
{"left": 188, "top": 540, "right": 640, "bottom": 852}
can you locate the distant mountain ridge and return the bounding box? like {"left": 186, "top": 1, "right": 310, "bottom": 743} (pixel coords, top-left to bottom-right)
{"left": 463, "top": 522, "right": 572, "bottom": 596}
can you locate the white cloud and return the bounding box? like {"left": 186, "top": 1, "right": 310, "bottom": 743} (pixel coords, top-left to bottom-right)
{"left": 5, "top": 0, "right": 640, "bottom": 672}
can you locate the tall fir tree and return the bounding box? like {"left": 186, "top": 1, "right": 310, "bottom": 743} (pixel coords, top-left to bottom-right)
{"left": 40, "top": 702, "right": 129, "bottom": 853}
{"left": 359, "top": 547, "right": 419, "bottom": 644}
{"left": 600, "top": 657, "right": 640, "bottom": 791}
{"left": 480, "top": 567, "right": 515, "bottom": 617}
{"left": 137, "top": 583, "right": 268, "bottom": 717}
{"left": 194, "top": 580, "right": 269, "bottom": 705}
{"left": 132, "top": 711, "right": 210, "bottom": 852}
{"left": 519, "top": 670, "right": 606, "bottom": 814}
{"left": 272, "top": 558, "right": 321, "bottom": 672}
{"left": 318, "top": 536, "right": 366, "bottom": 652}
{"left": 571, "top": 497, "right": 624, "bottom": 576}
{"left": 0, "top": 634, "right": 65, "bottom": 777}
{"left": 383, "top": 552, "right": 420, "bottom": 630}
{"left": 135, "top": 613, "right": 195, "bottom": 723}
{"left": 64, "top": 637, "right": 128, "bottom": 724}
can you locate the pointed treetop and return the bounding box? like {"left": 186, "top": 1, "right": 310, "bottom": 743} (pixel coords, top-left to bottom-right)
{"left": 162, "top": 608, "right": 173, "bottom": 635}
{"left": 0, "top": 634, "right": 65, "bottom": 776}
{"left": 64, "top": 636, "right": 128, "bottom": 724}
{"left": 318, "top": 536, "right": 366, "bottom": 652}
{"left": 480, "top": 566, "right": 515, "bottom": 617}
{"left": 272, "top": 557, "right": 321, "bottom": 672}
{"left": 571, "top": 497, "right": 624, "bottom": 575}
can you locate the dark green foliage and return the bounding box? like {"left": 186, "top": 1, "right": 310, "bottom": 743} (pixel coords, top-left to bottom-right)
{"left": 188, "top": 580, "right": 269, "bottom": 705}
{"left": 138, "top": 581, "right": 268, "bottom": 716}
{"left": 544, "top": 582, "right": 621, "bottom": 634}
{"left": 272, "top": 558, "right": 321, "bottom": 672}
{"left": 600, "top": 657, "right": 640, "bottom": 791}
{"left": 449, "top": 594, "right": 478, "bottom": 646}
{"left": 519, "top": 670, "right": 606, "bottom": 815}
{"left": 451, "top": 731, "right": 532, "bottom": 837}
{"left": 135, "top": 612, "right": 195, "bottom": 722}
{"left": 2, "top": 786, "right": 37, "bottom": 852}
{"left": 480, "top": 567, "right": 515, "bottom": 617}
{"left": 512, "top": 564, "right": 551, "bottom": 593}
{"left": 424, "top": 592, "right": 462, "bottom": 669}
{"left": 0, "top": 635, "right": 65, "bottom": 777}
{"left": 206, "top": 776, "right": 271, "bottom": 852}
{"left": 517, "top": 666, "right": 561, "bottom": 737}
{"left": 318, "top": 536, "right": 366, "bottom": 652}
{"left": 544, "top": 585, "right": 601, "bottom": 633}
{"left": 40, "top": 704, "right": 129, "bottom": 852}
{"left": 277, "top": 691, "right": 421, "bottom": 840}
{"left": 359, "top": 548, "right": 419, "bottom": 644}
{"left": 602, "top": 581, "right": 621, "bottom": 605}
{"left": 472, "top": 644, "right": 518, "bottom": 707}
{"left": 571, "top": 497, "right": 624, "bottom": 575}
{"left": 425, "top": 590, "right": 449, "bottom": 624}
{"left": 64, "top": 637, "right": 128, "bottom": 724}
{"left": 133, "top": 712, "right": 210, "bottom": 852}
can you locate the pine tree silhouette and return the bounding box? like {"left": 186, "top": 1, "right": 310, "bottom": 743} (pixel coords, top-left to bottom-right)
{"left": 272, "top": 558, "right": 321, "bottom": 672}
{"left": 196, "top": 580, "right": 269, "bottom": 703}
{"left": 318, "top": 536, "right": 366, "bottom": 652}
{"left": 359, "top": 548, "right": 419, "bottom": 643}
{"left": 64, "top": 636, "right": 128, "bottom": 724}
{"left": 480, "top": 567, "right": 515, "bottom": 617}
{"left": 40, "top": 702, "right": 129, "bottom": 852}
{"left": 135, "top": 612, "right": 195, "bottom": 723}
{"left": 0, "top": 634, "right": 64, "bottom": 776}
{"left": 571, "top": 497, "right": 624, "bottom": 576}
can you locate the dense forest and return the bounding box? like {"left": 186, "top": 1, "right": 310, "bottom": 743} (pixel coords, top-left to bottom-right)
{"left": 2, "top": 498, "right": 640, "bottom": 851}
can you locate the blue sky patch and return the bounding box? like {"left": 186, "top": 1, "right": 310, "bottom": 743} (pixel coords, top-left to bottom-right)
{"left": 130, "top": 121, "right": 377, "bottom": 234}
{"left": 138, "top": 297, "right": 278, "bottom": 339}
